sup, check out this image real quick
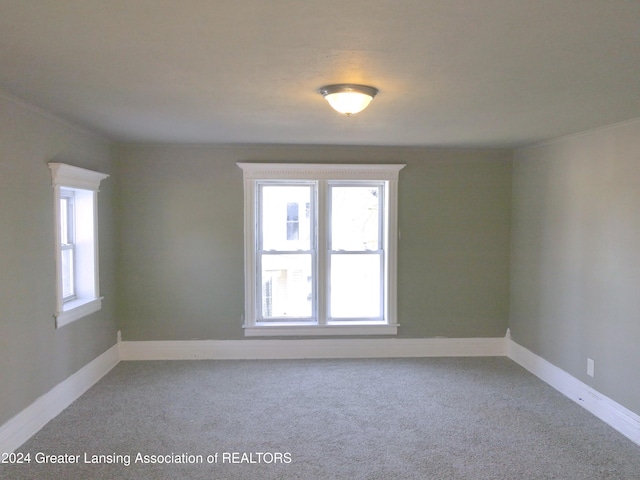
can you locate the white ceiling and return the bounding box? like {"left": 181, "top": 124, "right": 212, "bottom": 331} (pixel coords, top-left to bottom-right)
{"left": 1, "top": 0, "right": 639, "bottom": 147}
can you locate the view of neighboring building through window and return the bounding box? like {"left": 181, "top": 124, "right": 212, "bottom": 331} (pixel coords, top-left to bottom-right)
{"left": 238, "top": 163, "right": 404, "bottom": 336}
{"left": 329, "top": 184, "right": 382, "bottom": 319}
{"left": 260, "top": 184, "right": 313, "bottom": 319}
{"left": 259, "top": 183, "right": 383, "bottom": 320}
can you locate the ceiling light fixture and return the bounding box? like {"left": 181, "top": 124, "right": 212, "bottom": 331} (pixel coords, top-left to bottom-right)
{"left": 318, "top": 84, "right": 378, "bottom": 116}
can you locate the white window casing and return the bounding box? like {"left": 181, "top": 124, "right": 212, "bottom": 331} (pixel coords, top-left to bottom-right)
{"left": 49, "top": 163, "right": 109, "bottom": 328}
{"left": 238, "top": 163, "right": 405, "bottom": 337}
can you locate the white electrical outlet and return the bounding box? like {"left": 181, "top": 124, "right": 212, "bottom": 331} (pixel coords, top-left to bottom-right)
{"left": 587, "top": 358, "right": 595, "bottom": 377}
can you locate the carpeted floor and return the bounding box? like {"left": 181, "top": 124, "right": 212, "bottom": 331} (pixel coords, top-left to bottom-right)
{"left": 1, "top": 357, "right": 639, "bottom": 479}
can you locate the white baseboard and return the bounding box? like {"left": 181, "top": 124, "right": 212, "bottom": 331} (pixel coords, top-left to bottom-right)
{"left": 119, "top": 337, "right": 507, "bottom": 361}
{"left": 507, "top": 337, "right": 640, "bottom": 447}
{"left": 4, "top": 334, "right": 638, "bottom": 455}
{"left": 0, "top": 344, "right": 119, "bottom": 453}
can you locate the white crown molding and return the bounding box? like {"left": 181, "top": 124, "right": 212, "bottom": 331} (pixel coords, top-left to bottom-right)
{"left": 0, "top": 345, "right": 119, "bottom": 453}
{"left": 507, "top": 335, "right": 640, "bottom": 447}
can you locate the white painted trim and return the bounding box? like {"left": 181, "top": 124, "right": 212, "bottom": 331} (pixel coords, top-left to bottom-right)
{"left": 118, "top": 337, "right": 507, "bottom": 361}
{"left": 49, "top": 163, "right": 109, "bottom": 191}
{"left": 507, "top": 336, "right": 640, "bottom": 447}
{"left": 0, "top": 344, "right": 119, "bottom": 453}
{"left": 237, "top": 162, "right": 405, "bottom": 180}
{"left": 3, "top": 334, "right": 637, "bottom": 456}
{"left": 244, "top": 323, "right": 399, "bottom": 337}
{"left": 55, "top": 297, "right": 103, "bottom": 328}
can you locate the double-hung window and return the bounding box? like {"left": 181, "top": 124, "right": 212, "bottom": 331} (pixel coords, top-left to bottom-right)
{"left": 49, "top": 163, "right": 109, "bottom": 328}
{"left": 238, "top": 163, "right": 404, "bottom": 336}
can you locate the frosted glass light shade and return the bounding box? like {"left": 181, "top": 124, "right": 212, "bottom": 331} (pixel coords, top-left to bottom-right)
{"left": 319, "top": 84, "right": 378, "bottom": 115}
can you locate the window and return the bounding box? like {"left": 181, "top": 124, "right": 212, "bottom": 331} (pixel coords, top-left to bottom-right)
{"left": 238, "top": 163, "right": 404, "bottom": 336}
{"left": 49, "top": 163, "right": 109, "bottom": 328}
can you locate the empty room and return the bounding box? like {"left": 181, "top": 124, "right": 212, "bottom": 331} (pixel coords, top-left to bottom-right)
{"left": 1, "top": 1, "right": 639, "bottom": 479}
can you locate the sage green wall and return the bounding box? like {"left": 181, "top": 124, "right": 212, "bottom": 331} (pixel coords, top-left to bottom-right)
{"left": 0, "top": 94, "right": 117, "bottom": 426}
{"left": 510, "top": 119, "right": 640, "bottom": 415}
{"left": 115, "top": 144, "right": 512, "bottom": 340}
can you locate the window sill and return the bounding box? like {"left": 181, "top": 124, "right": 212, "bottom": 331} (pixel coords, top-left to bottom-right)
{"left": 244, "top": 323, "right": 398, "bottom": 337}
{"left": 55, "top": 297, "right": 103, "bottom": 329}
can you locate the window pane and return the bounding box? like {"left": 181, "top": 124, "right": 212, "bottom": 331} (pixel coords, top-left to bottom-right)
{"left": 261, "top": 185, "right": 311, "bottom": 251}
{"left": 286, "top": 203, "right": 299, "bottom": 240}
{"left": 330, "top": 254, "right": 381, "bottom": 318}
{"left": 261, "top": 254, "right": 312, "bottom": 318}
{"left": 60, "top": 197, "right": 69, "bottom": 244}
{"left": 61, "top": 248, "right": 74, "bottom": 299}
{"left": 331, "top": 186, "right": 380, "bottom": 251}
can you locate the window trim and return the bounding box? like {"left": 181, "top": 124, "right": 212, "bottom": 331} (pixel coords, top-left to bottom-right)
{"left": 49, "top": 163, "right": 109, "bottom": 329}
{"left": 238, "top": 163, "right": 405, "bottom": 336}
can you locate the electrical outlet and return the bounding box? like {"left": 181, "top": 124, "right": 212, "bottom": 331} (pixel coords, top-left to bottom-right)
{"left": 587, "top": 358, "right": 595, "bottom": 377}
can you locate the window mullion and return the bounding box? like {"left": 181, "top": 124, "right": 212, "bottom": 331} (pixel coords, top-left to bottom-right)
{"left": 253, "top": 184, "right": 262, "bottom": 323}
{"left": 317, "top": 180, "right": 328, "bottom": 325}
{"left": 378, "top": 184, "right": 385, "bottom": 320}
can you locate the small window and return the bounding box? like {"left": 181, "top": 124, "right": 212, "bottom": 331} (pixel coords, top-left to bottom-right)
{"left": 238, "top": 163, "right": 404, "bottom": 336}
{"left": 49, "top": 163, "right": 109, "bottom": 328}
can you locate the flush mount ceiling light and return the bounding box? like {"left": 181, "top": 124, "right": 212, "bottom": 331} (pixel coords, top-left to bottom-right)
{"left": 318, "top": 84, "right": 379, "bottom": 116}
